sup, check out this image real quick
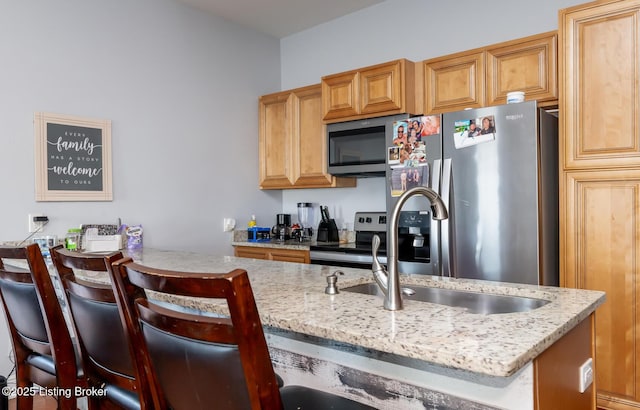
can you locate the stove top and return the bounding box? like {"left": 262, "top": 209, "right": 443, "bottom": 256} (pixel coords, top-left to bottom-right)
{"left": 310, "top": 211, "right": 387, "bottom": 255}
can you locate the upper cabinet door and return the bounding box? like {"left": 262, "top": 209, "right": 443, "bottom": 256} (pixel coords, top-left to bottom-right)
{"left": 321, "top": 71, "right": 360, "bottom": 121}
{"left": 258, "top": 92, "right": 294, "bottom": 188}
{"left": 423, "top": 51, "right": 485, "bottom": 114}
{"left": 292, "top": 85, "right": 334, "bottom": 187}
{"left": 259, "top": 85, "right": 356, "bottom": 190}
{"left": 322, "top": 59, "right": 419, "bottom": 122}
{"left": 561, "top": 0, "right": 640, "bottom": 170}
{"left": 359, "top": 60, "right": 405, "bottom": 115}
{"left": 486, "top": 31, "right": 557, "bottom": 106}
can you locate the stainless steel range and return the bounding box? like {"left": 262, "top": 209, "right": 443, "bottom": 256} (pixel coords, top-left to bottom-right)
{"left": 309, "top": 212, "right": 387, "bottom": 269}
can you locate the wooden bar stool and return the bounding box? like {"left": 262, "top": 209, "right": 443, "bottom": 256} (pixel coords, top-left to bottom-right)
{"left": 50, "top": 245, "right": 152, "bottom": 410}
{"left": 108, "top": 257, "right": 375, "bottom": 410}
{"left": 0, "top": 244, "right": 87, "bottom": 410}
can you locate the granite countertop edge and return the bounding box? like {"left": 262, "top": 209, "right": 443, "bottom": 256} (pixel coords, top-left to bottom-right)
{"left": 5, "top": 246, "right": 605, "bottom": 379}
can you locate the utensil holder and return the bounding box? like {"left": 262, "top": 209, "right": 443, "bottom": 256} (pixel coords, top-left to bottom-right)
{"left": 317, "top": 219, "right": 339, "bottom": 242}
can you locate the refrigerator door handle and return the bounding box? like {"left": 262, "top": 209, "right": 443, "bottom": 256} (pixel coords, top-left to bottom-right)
{"left": 430, "top": 159, "right": 442, "bottom": 276}
{"left": 441, "top": 158, "right": 453, "bottom": 277}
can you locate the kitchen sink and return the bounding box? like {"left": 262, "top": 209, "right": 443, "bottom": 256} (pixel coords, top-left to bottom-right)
{"left": 342, "top": 283, "right": 550, "bottom": 314}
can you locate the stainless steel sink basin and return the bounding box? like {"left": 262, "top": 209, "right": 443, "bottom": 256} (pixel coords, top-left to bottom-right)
{"left": 342, "top": 283, "right": 550, "bottom": 314}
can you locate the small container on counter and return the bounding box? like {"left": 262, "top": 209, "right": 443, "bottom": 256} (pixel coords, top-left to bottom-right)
{"left": 339, "top": 229, "right": 349, "bottom": 244}
{"left": 248, "top": 227, "right": 271, "bottom": 242}
{"left": 65, "top": 228, "right": 82, "bottom": 251}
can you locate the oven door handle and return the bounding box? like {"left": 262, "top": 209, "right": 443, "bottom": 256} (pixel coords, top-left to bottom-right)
{"left": 309, "top": 251, "right": 387, "bottom": 265}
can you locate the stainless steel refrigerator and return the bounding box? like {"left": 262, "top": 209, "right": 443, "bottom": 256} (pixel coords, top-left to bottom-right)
{"left": 385, "top": 101, "right": 558, "bottom": 286}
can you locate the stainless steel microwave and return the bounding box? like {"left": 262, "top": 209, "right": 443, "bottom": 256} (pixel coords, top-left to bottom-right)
{"left": 327, "top": 113, "right": 411, "bottom": 177}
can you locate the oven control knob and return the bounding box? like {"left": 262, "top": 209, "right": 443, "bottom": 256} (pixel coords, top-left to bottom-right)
{"left": 358, "top": 217, "right": 365, "bottom": 223}
{"left": 366, "top": 217, "right": 372, "bottom": 223}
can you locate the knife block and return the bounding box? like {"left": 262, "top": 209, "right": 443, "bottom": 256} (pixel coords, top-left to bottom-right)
{"left": 317, "top": 219, "right": 339, "bottom": 242}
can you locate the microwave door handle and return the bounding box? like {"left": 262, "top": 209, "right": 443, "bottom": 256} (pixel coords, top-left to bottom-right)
{"left": 440, "top": 158, "right": 453, "bottom": 278}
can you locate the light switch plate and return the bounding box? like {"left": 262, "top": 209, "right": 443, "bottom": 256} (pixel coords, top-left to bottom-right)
{"left": 579, "top": 358, "right": 593, "bottom": 393}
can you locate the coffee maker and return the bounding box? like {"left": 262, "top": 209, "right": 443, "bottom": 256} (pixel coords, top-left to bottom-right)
{"left": 271, "top": 214, "right": 292, "bottom": 241}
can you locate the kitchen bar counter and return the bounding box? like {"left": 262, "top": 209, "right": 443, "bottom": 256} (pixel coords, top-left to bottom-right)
{"left": 80, "top": 248, "right": 604, "bottom": 379}
{"left": 6, "top": 246, "right": 604, "bottom": 408}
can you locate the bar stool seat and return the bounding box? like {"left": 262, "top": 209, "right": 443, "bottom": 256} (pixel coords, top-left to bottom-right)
{"left": 50, "top": 245, "right": 151, "bottom": 410}
{"left": 108, "top": 258, "right": 375, "bottom": 410}
{"left": 0, "top": 244, "right": 87, "bottom": 410}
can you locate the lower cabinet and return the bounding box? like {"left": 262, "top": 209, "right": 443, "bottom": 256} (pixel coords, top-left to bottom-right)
{"left": 561, "top": 169, "right": 640, "bottom": 409}
{"left": 234, "top": 246, "right": 310, "bottom": 264}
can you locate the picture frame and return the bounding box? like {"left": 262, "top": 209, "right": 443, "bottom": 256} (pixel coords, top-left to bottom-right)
{"left": 34, "top": 112, "right": 112, "bottom": 201}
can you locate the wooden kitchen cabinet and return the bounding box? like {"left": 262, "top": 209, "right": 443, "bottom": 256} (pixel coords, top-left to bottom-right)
{"left": 422, "top": 31, "right": 558, "bottom": 114}
{"left": 559, "top": 1, "right": 640, "bottom": 408}
{"left": 561, "top": 170, "right": 640, "bottom": 409}
{"left": 423, "top": 50, "right": 485, "bottom": 114}
{"left": 321, "top": 59, "right": 421, "bottom": 122}
{"left": 533, "top": 315, "right": 596, "bottom": 409}
{"left": 486, "top": 31, "right": 557, "bottom": 107}
{"left": 258, "top": 84, "right": 356, "bottom": 189}
{"left": 233, "top": 246, "right": 310, "bottom": 264}
{"left": 561, "top": 1, "right": 640, "bottom": 171}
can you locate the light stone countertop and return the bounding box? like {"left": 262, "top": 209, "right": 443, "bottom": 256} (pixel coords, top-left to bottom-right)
{"left": 231, "top": 240, "right": 310, "bottom": 250}
{"left": 71, "top": 247, "right": 604, "bottom": 379}
{"left": 231, "top": 228, "right": 356, "bottom": 250}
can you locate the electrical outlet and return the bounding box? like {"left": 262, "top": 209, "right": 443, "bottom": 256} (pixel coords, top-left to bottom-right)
{"left": 28, "top": 213, "right": 44, "bottom": 233}
{"left": 579, "top": 358, "right": 593, "bottom": 393}
{"left": 223, "top": 218, "right": 236, "bottom": 232}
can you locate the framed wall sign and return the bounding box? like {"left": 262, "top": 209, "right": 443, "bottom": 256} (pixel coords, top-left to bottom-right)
{"left": 34, "top": 112, "right": 112, "bottom": 201}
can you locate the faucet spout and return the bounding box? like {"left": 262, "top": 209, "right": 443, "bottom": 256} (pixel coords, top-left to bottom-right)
{"left": 372, "top": 186, "right": 448, "bottom": 311}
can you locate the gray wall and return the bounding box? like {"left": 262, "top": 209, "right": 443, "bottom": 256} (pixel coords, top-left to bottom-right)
{"left": 0, "top": 0, "right": 282, "bottom": 253}
{"left": 0, "top": 0, "right": 281, "bottom": 380}
{"left": 280, "top": 0, "right": 585, "bottom": 228}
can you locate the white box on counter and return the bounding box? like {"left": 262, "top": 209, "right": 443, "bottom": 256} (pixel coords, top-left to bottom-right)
{"left": 82, "top": 227, "right": 123, "bottom": 252}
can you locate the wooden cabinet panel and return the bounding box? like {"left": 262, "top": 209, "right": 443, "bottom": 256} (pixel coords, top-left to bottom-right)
{"left": 360, "top": 60, "right": 404, "bottom": 115}
{"left": 322, "top": 59, "right": 420, "bottom": 122}
{"left": 486, "top": 31, "right": 557, "bottom": 106}
{"left": 258, "top": 93, "right": 294, "bottom": 188}
{"left": 561, "top": 170, "right": 640, "bottom": 408}
{"left": 533, "top": 315, "right": 595, "bottom": 410}
{"left": 234, "top": 246, "right": 309, "bottom": 264}
{"left": 561, "top": 3, "right": 640, "bottom": 407}
{"left": 234, "top": 246, "right": 268, "bottom": 260}
{"left": 422, "top": 31, "right": 558, "bottom": 114}
{"left": 269, "top": 249, "right": 310, "bottom": 264}
{"left": 259, "top": 85, "right": 356, "bottom": 190}
{"left": 423, "top": 51, "right": 485, "bottom": 114}
{"left": 292, "top": 86, "right": 334, "bottom": 187}
{"left": 321, "top": 71, "right": 360, "bottom": 121}
{"left": 561, "top": 1, "right": 640, "bottom": 170}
